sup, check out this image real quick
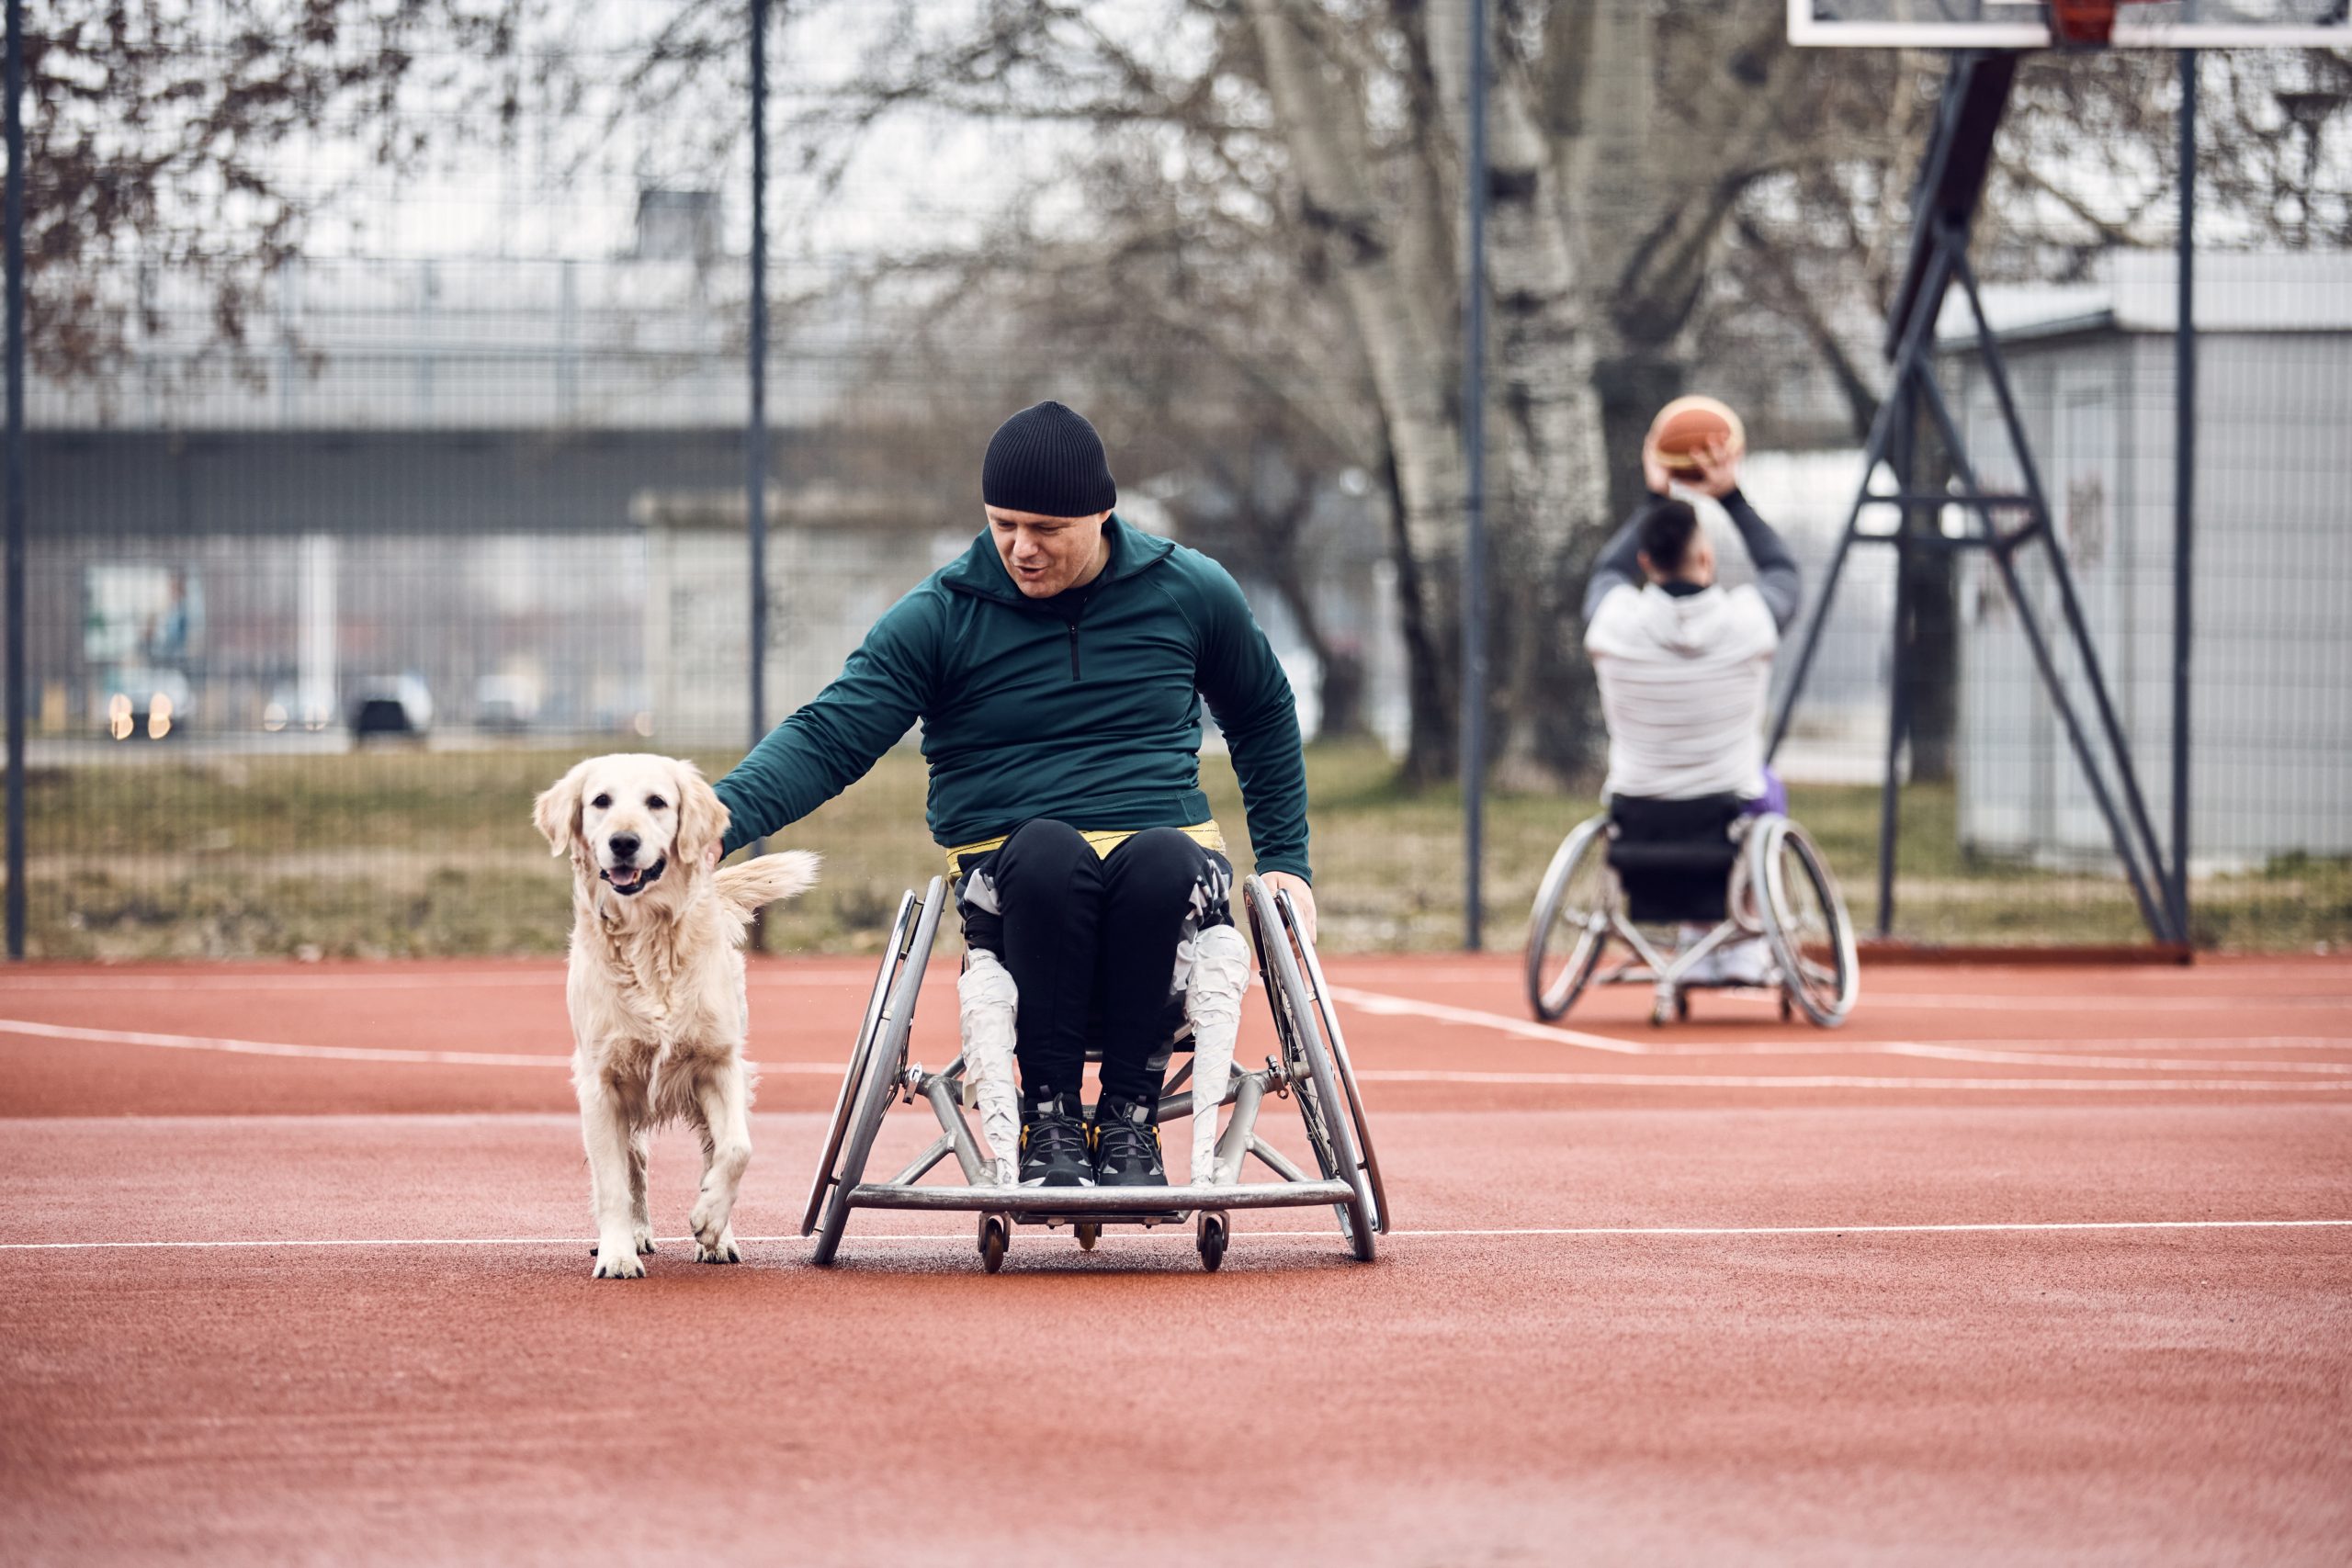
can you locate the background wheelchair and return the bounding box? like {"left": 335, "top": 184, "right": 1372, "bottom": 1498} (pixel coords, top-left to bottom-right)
{"left": 1524, "top": 795, "right": 1858, "bottom": 1028}
{"left": 802, "top": 874, "right": 1388, "bottom": 1273}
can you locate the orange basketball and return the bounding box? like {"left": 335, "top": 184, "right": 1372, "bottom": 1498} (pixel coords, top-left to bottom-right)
{"left": 1649, "top": 395, "right": 1746, "bottom": 480}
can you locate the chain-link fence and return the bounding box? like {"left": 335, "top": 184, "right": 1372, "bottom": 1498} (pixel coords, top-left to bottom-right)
{"left": 10, "top": 4, "right": 2348, "bottom": 957}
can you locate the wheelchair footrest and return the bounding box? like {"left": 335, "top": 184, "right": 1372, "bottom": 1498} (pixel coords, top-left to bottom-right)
{"left": 845, "top": 1179, "right": 1352, "bottom": 1214}
{"left": 1016, "top": 1209, "right": 1183, "bottom": 1229}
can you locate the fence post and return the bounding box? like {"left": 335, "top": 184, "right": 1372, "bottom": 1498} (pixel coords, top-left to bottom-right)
{"left": 2170, "top": 49, "right": 2196, "bottom": 943}
{"left": 1458, "top": 0, "right": 1487, "bottom": 952}
{"left": 742, "top": 0, "right": 771, "bottom": 950}
{"left": 6, "top": 0, "right": 25, "bottom": 961}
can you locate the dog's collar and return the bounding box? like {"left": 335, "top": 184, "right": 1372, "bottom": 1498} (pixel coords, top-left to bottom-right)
{"left": 599, "top": 855, "right": 669, "bottom": 897}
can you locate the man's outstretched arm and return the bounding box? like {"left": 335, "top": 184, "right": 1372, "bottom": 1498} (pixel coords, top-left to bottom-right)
{"left": 1721, "top": 489, "right": 1802, "bottom": 634}
{"left": 711, "top": 590, "right": 942, "bottom": 857}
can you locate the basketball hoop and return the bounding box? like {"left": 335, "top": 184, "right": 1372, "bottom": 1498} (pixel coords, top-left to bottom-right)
{"left": 2043, "top": 0, "right": 2143, "bottom": 48}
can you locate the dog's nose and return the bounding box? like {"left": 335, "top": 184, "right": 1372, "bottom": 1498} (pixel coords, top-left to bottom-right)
{"left": 608, "top": 832, "right": 640, "bottom": 862}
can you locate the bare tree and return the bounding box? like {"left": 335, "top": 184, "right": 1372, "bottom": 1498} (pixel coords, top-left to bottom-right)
{"left": 27, "top": 0, "right": 550, "bottom": 389}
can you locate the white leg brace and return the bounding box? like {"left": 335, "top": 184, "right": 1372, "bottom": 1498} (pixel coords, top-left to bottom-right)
{"left": 1185, "top": 923, "right": 1253, "bottom": 1186}
{"left": 956, "top": 951, "right": 1020, "bottom": 1188}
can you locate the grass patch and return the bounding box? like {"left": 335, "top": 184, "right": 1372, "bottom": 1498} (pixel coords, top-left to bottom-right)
{"left": 17, "top": 742, "right": 2344, "bottom": 957}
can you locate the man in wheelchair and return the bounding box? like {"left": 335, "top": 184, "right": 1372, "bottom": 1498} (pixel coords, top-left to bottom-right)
{"left": 708, "top": 400, "right": 1314, "bottom": 1192}
{"left": 1582, "top": 421, "right": 1802, "bottom": 984}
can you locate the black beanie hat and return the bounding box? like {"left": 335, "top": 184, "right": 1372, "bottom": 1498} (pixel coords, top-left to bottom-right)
{"left": 980, "top": 400, "right": 1117, "bottom": 518}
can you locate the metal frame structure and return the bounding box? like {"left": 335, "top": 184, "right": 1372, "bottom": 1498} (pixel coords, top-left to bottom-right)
{"left": 802, "top": 875, "right": 1388, "bottom": 1273}
{"left": 1785, "top": 0, "right": 2349, "bottom": 51}
{"left": 1763, "top": 51, "right": 2187, "bottom": 946}
{"left": 1526, "top": 811, "right": 1860, "bottom": 1028}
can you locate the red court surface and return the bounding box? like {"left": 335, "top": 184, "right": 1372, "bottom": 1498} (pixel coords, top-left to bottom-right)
{"left": 4, "top": 953, "right": 2348, "bottom": 1563}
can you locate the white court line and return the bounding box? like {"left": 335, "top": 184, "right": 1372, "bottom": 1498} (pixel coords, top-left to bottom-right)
{"left": 8, "top": 1016, "right": 2346, "bottom": 1091}
{"left": 1329, "top": 987, "right": 2352, "bottom": 1080}
{"left": 1880, "top": 1042, "right": 2352, "bottom": 1075}
{"left": 1329, "top": 987, "right": 1645, "bottom": 1054}
{"left": 1327, "top": 964, "right": 2352, "bottom": 999}
{"left": 1631, "top": 1036, "right": 2352, "bottom": 1056}
{"left": 1837, "top": 992, "right": 2352, "bottom": 1012}
{"left": 0, "top": 969, "right": 888, "bottom": 994}
{"left": 1353, "top": 1067, "right": 2352, "bottom": 1092}
{"left": 0, "top": 1019, "right": 840, "bottom": 1074}
{"left": 3, "top": 1218, "right": 2346, "bottom": 1252}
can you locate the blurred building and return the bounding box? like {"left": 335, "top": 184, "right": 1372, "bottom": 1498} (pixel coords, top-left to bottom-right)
{"left": 26, "top": 253, "right": 1355, "bottom": 751}
{"left": 1941, "top": 251, "right": 2352, "bottom": 868}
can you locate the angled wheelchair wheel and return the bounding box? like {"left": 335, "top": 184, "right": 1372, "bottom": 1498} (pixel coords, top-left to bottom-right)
{"left": 1245, "top": 878, "right": 1376, "bottom": 1262}
{"left": 800, "top": 889, "right": 917, "bottom": 1237}
{"left": 1750, "top": 818, "right": 1859, "bottom": 1029}
{"left": 1525, "top": 815, "right": 1614, "bottom": 1022}
{"left": 811, "top": 876, "right": 947, "bottom": 1266}
{"left": 1278, "top": 883, "right": 1388, "bottom": 1235}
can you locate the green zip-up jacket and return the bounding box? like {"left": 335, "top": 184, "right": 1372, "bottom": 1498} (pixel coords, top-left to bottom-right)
{"left": 712, "top": 516, "right": 1311, "bottom": 880}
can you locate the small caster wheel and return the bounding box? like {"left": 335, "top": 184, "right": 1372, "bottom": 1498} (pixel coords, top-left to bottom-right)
{"left": 1676, "top": 992, "right": 1691, "bottom": 1021}
{"left": 1197, "top": 1213, "right": 1227, "bottom": 1273}
{"left": 978, "top": 1214, "right": 1008, "bottom": 1274}
{"left": 1074, "top": 1223, "right": 1100, "bottom": 1252}
{"left": 1779, "top": 991, "right": 1793, "bottom": 1023}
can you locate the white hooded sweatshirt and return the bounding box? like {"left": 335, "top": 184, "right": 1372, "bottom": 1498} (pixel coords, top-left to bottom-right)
{"left": 1584, "top": 580, "right": 1778, "bottom": 801}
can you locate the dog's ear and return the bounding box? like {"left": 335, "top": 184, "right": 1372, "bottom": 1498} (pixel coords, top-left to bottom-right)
{"left": 533, "top": 761, "right": 590, "bottom": 858}
{"left": 673, "top": 760, "right": 730, "bottom": 866}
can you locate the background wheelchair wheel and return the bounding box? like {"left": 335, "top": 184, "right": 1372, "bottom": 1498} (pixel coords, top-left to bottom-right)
{"left": 812, "top": 877, "right": 945, "bottom": 1266}
{"left": 1525, "top": 816, "right": 1612, "bottom": 1022}
{"left": 1279, "top": 885, "right": 1389, "bottom": 1234}
{"left": 1750, "top": 819, "right": 1860, "bottom": 1028}
{"left": 1246, "top": 878, "right": 1376, "bottom": 1261}
{"left": 800, "top": 890, "right": 916, "bottom": 1237}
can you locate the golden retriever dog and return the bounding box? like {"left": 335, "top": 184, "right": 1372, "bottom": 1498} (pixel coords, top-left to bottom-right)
{"left": 533, "top": 753, "right": 819, "bottom": 1279}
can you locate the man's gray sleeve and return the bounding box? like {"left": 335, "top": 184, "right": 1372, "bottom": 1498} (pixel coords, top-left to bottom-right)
{"left": 1722, "top": 488, "right": 1802, "bottom": 634}
{"left": 1582, "top": 513, "right": 1648, "bottom": 624}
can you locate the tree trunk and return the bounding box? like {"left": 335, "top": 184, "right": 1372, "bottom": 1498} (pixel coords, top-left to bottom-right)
{"left": 1250, "top": 0, "right": 1469, "bottom": 784}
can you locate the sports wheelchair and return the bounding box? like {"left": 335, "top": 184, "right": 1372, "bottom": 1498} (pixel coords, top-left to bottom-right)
{"left": 1524, "top": 795, "right": 1858, "bottom": 1029}
{"left": 803, "top": 874, "right": 1387, "bottom": 1273}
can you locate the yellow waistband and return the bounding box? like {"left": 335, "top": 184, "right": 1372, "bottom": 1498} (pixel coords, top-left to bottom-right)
{"left": 946, "top": 820, "right": 1226, "bottom": 877}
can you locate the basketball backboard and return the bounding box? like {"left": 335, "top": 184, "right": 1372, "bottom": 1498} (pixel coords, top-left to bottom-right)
{"left": 1788, "top": 0, "right": 2352, "bottom": 49}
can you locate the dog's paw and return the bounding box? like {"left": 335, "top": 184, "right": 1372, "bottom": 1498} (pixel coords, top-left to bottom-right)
{"left": 634, "top": 1230, "right": 657, "bottom": 1257}
{"left": 592, "top": 1240, "right": 647, "bottom": 1280}
{"left": 688, "top": 1198, "right": 733, "bottom": 1253}
{"left": 694, "top": 1229, "right": 741, "bottom": 1265}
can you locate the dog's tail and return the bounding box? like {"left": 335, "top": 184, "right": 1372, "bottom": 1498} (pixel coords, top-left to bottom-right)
{"left": 713, "top": 850, "right": 821, "bottom": 919}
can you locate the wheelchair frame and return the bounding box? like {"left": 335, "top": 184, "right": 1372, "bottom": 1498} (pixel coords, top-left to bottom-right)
{"left": 1524, "top": 811, "right": 1859, "bottom": 1029}
{"left": 802, "top": 874, "right": 1388, "bottom": 1272}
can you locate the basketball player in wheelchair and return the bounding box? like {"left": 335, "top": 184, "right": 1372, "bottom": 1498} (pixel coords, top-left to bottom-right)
{"left": 1527, "top": 402, "right": 1858, "bottom": 1027}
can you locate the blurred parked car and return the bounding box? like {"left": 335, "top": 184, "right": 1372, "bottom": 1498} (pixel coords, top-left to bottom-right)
{"left": 472, "top": 673, "right": 538, "bottom": 734}
{"left": 98, "top": 668, "right": 193, "bottom": 741}
{"left": 347, "top": 675, "right": 435, "bottom": 747}
{"left": 261, "top": 684, "right": 338, "bottom": 734}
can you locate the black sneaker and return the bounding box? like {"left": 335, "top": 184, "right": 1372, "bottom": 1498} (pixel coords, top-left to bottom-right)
{"left": 1091, "top": 1093, "right": 1168, "bottom": 1187}
{"left": 1018, "top": 1093, "right": 1093, "bottom": 1188}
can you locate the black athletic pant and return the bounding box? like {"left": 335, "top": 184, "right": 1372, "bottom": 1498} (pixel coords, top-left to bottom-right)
{"left": 954, "top": 819, "right": 1234, "bottom": 1107}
